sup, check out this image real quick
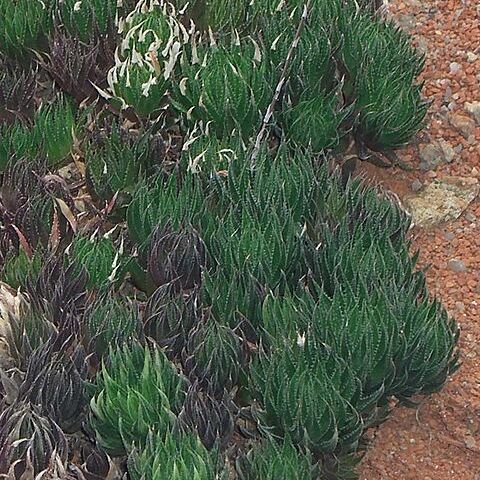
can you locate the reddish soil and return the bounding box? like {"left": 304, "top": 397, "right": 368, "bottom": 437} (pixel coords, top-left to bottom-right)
{"left": 358, "top": 0, "right": 480, "bottom": 478}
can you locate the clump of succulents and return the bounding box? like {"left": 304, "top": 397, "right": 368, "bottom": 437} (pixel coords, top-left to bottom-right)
{"left": 85, "top": 119, "right": 156, "bottom": 205}
{"left": 251, "top": 335, "right": 366, "bottom": 454}
{"left": 90, "top": 342, "right": 187, "bottom": 455}
{"left": 69, "top": 234, "right": 123, "bottom": 290}
{"left": 0, "top": 401, "right": 68, "bottom": 477}
{"left": 0, "top": 60, "right": 36, "bottom": 124}
{"left": 41, "top": 33, "right": 104, "bottom": 103}
{"left": 5, "top": 302, "right": 56, "bottom": 371}
{"left": 0, "top": 0, "right": 461, "bottom": 478}
{"left": 33, "top": 95, "right": 78, "bottom": 166}
{"left": 18, "top": 336, "right": 89, "bottom": 433}
{"left": 56, "top": 0, "right": 118, "bottom": 43}
{"left": 177, "top": 382, "right": 237, "bottom": 450}
{"left": 339, "top": 9, "right": 428, "bottom": 151}
{"left": 173, "top": 41, "right": 272, "bottom": 139}
{"left": 0, "top": 0, "right": 52, "bottom": 59}
{"left": 236, "top": 435, "right": 319, "bottom": 480}
{"left": 86, "top": 294, "right": 143, "bottom": 359}
{"left": 183, "top": 316, "right": 245, "bottom": 394}
{"left": 143, "top": 282, "right": 199, "bottom": 356}
{"left": 127, "top": 429, "right": 221, "bottom": 480}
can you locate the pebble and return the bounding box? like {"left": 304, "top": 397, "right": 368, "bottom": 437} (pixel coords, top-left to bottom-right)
{"left": 443, "top": 231, "right": 455, "bottom": 241}
{"left": 466, "top": 52, "right": 478, "bottom": 63}
{"left": 465, "top": 101, "right": 480, "bottom": 126}
{"left": 419, "top": 139, "right": 456, "bottom": 170}
{"left": 464, "top": 212, "right": 476, "bottom": 222}
{"left": 449, "top": 62, "right": 462, "bottom": 74}
{"left": 448, "top": 113, "right": 476, "bottom": 139}
{"left": 447, "top": 259, "right": 467, "bottom": 273}
{"left": 411, "top": 179, "right": 423, "bottom": 192}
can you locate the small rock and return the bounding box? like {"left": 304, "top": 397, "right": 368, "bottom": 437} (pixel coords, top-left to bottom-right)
{"left": 443, "top": 85, "right": 453, "bottom": 103}
{"left": 447, "top": 258, "right": 467, "bottom": 273}
{"left": 465, "top": 101, "right": 480, "bottom": 126}
{"left": 411, "top": 179, "right": 423, "bottom": 192}
{"left": 438, "top": 138, "right": 455, "bottom": 163}
{"left": 404, "top": 176, "right": 479, "bottom": 227}
{"left": 419, "top": 139, "right": 456, "bottom": 170}
{"left": 466, "top": 52, "right": 478, "bottom": 63}
{"left": 453, "top": 144, "right": 463, "bottom": 154}
{"left": 449, "top": 62, "right": 462, "bottom": 74}
{"left": 465, "top": 436, "right": 477, "bottom": 449}
{"left": 396, "top": 13, "right": 416, "bottom": 30}
{"left": 455, "top": 301, "right": 465, "bottom": 312}
{"left": 415, "top": 35, "right": 429, "bottom": 55}
{"left": 448, "top": 113, "right": 476, "bottom": 138}
{"left": 443, "top": 231, "right": 455, "bottom": 241}
{"left": 464, "top": 212, "right": 476, "bottom": 222}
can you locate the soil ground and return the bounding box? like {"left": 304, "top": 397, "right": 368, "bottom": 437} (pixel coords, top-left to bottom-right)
{"left": 357, "top": 0, "right": 480, "bottom": 478}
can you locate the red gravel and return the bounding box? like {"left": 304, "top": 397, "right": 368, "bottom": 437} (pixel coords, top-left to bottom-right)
{"left": 357, "top": 0, "right": 480, "bottom": 478}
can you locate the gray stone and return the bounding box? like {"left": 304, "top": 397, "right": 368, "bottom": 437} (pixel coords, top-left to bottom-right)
{"left": 411, "top": 179, "right": 423, "bottom": 192}
{"left": 465, "top": 101, "right": 480, "bottom": 126}
{"left": 443, "top": 231, "right": 455, "bottom": 241}
{"left": 419, "top": 139, "right": 456, "bottom": 170}
{"left": 464, "top": 212, "right": 477, "bottom": 222}
{"left": 396, "top": 13, "right": 416, "bottom": 31}
{"left": 449, "top": 62, "right": 462, "bottom": 74}
{"left": 466, "top": 52, "right": 478, "bottom": 63}
{"left": 447, "top": 258, "right": 467, "bottom": 273}
{"left": 404, "top": 176, "right": 479, "bottom": 227}
{"left": 437, "top": 138, "right": 455, "bottom": 163}
{"left": 448, "top": 113, "right": 476, "bottom": 138}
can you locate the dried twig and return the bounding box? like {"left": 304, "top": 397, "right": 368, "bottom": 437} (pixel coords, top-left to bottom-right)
{"left": 250, "top": 0, "right": 313, "bottom": 169}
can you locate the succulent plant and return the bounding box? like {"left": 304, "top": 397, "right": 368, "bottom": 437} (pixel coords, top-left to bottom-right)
{"left": 394, "top": 296, "right": 460, "bottom": 398}
{"left": 90, "top": 342, "right": 187, "bottom": 455}
{"left": 120, "top": 0, "right": 188, "bottom": 57}
{"left": 262, "top": 287, "right": 395, "bottom": 402}
{"left": 256, "top": 5, "right": 335, "bottom": 101}
{"left": 86, "top": 295, "right": 143, "bottom": 359}
{"left": 177, "top": 382, "right": 237, "bottom": 450}
{"left": 127, "top": 429, "right": 221, "bottom": 480}
{"left": 5, "top": 303, "right": 56, "bottom": 372}
{"left": 282, "top": 90, "right": 352, "bottom": 153}
{"left": 183, "top": 316, "right": 245, "bottom": 394}
{"left": 340, "top": 11, "right": 427, "bottom": 151}
{"left": 41, "top": 33, "right": 103, "bottom": 103}
{"left": 251, "top": 336, "right": 365, "bottom": 454}
{"left": 147, "top": 222, "right": 207, "bottom": 290}
{"left": 236, "top": 435, "right": 319, "bottom": 480}
{"left": 33, "top": 95, "right": 77, "bottom": 166}
{"left": 103, "top": 50, "right": 170, "bottom": 118}
{"left": 0, "top": 60, "right": 36, "bottom": 124}
{"left": 0, "top": 0, "right": 52, "bottom": 59}
{"left": 1, "top": 247, "right": 42, "bottom": 291}
{"left": 25, "top": 255, "right": 88, "bottom": 324}
{"left": 0, "top": 122, "right": 37, "bottom": 171}
{"left": 211, "top": 210, "right": 302, "bottom": 291}
{"left": 173, "top": 42, "right": 272, "bottom": 139}
{"left": 144, "top": 282, "right": 199, "bottom": 356}
{"left": 18, "top": 337, "right": 88, "bottom": 433}
{"left": 127, "top": 174, "right": 207, "bottom": 248}
{"left": 57, "top": 0, "right": 118, "bottom": 43}
{"left": 0, "top": 401, "right": 68, "bottom": 477}
{"left": 69, "top": 234, "right": 123, "bottom": 290}
{"left": 201, "top": 269, "right": 264, "bottom": 331}
{"left": 85, "top": 119, "right": 157, "bottom": 205}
